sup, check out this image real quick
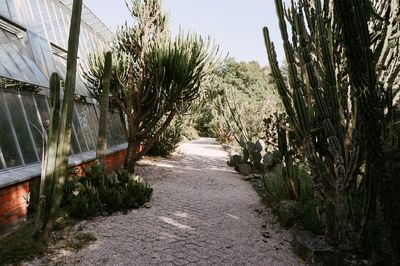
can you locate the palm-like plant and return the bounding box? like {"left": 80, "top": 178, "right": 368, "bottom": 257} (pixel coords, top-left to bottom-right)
{"left": 83, "top": 0, "right": 220, "bottom": 173}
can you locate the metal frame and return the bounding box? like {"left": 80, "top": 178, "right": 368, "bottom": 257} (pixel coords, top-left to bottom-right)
{"left": 17, "top": 92, "right": 41, "bottom": 162}
{"left": 0, "top": 89, "right": 25, "bottom": 167}
{"left": 0, "top": 0, "right": 126, "bottom": 175}
{"left": 73, "top": 103, "right": 89, "bottom": 152}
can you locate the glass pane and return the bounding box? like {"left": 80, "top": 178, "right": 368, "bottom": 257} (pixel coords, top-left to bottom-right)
{"left": 115, "top": 111, "right": 127, "bottom": 144}
{"left": 0, "top": 0, "right": 10, "bottom": 18}
{"left": 72, "top": 105, "right": 89, "bottom": 153}
{"left": 8, "top": 50, "right": 37, "bottom": 83}
{"left": 106, "top": 111, "right": 116, "bottom": 147}
{"left": 86, "top": 104, "right": 99, "bottom": 149}
{"left": 4, "top": 91, "right": 38, "bottom": 164}
{"left": 28, "top": 0, "right": 47, "bottom": 38}
{"left": 0, "top": 29, "right": 48, "bottom": 88}
{"left": 56, "top": 5, "right": 67, "bottom": 48}
{"left": 27, "top": 31, "right": 56, "bottom": 77}
{"left": 75, "top": 102, "right": 95, "bottom": 151}
{"left": 48, "top": 1, "right": 61, "bottom": 44}
{"left": 0, "top": 46, "right": 23, "bottom": 80}
{"left": 21, "top": 93, "right": 44, "bottom": 160}
{"left": 0, "top": 90, "right": 22, "bottom": 167}
{"left": 35, "top": 94, "right": 50, "bottom": 133}
{"left": 5, "top": 0, "right": 17, "bottom": 21}
{"left": 41, "top": 0, "right": 55, "bottom": 42}
{"left": 70, "top": 124, "right": 81, "bottom": 155}
{"left": 110, "top": 111, "right": 124, "bottom": 145}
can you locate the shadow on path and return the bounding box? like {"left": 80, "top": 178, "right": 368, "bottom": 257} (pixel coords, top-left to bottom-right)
{"left": 32, "top": 138, "right": 304, "bottom": 266}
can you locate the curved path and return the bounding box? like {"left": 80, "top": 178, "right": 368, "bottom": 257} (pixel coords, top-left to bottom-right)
{"left": 36, "top": 138, "right": 303, "bottom": 265}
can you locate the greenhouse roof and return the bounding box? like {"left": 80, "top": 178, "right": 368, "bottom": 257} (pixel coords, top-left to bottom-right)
{"left": 59, "top": 0, "right": 113, "bottom": 42}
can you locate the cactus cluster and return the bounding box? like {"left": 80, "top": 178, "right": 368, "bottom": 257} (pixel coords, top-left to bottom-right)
{"left": 263, "top": 0, "right": 357, "bottom": 245}
{"left": 227, "top": 139, "right": 282, "bottom": 175}
{"left": 264, "top": 0, "right": 400, "bottom": 251}
{"left": 34, "top": 0, "right": 83, "bottom": 240}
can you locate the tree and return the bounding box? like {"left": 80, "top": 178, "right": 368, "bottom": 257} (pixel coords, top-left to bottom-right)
{"left": 83, "top": 0, "right": 219, "bottom": 173}
{"left": 194, "top": 58, "right": 282, "bottom": 142}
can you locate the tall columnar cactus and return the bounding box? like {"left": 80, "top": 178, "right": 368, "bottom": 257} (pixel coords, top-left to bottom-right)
{"left": 34, "top": 73, "right": 61, "bottom": 236}
{"left": 96, "top": 51, "right": 113, "bottom": 166}
{"left": 264, "top": 0, "right": 360, "bottom": 246}
{"left": 34, "top": 0, "right": 83, "bottom": 239}
{"left": 265, "top": 0, "right": 400, "bottom": 252}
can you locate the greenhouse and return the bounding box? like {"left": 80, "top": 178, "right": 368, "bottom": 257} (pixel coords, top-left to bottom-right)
{"left": 0, "top": 0, "right": 126, "bottom": 189}
{"left": 0, "top": 0, "right": 399, "bottom": 264}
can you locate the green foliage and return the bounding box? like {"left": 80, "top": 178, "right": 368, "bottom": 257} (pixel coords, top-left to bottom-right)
{"left": 83, "top": 0, "right": 220, "bottom": 173}
{"left": 64, "top": 164, "right": 153, "bottom": 219}
{"left": 147, "top": 119, "right": 184, "bottom": 156}
{"left": 34, "top": 0, "right": 84, "bottom": 240}
{"left": 181, "top": 124, "right": 199, "bottom": 141}
{"left": 262, "top": 159, "right": 313, "bottom": 203}
{"left": 193, "top": 59, "right": 282, "bottom": 143}
{"left": 265, "top": 0, "right": 400, "bottom": 257}
{"left": 293, "top": 200, "right": 323, "bottom": 235}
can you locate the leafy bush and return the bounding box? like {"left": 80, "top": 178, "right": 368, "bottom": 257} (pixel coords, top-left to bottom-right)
{"left": 147, "top": 119, "right": 184, "bottom": 156}
{"left": 181, "top": 124, "right": 199, "bottom": 141}
{"left": 193, "top": 58, "right": 282, "bottom": 142}
{"left": 64, "top": 164, "right": 153, "bottom": 219}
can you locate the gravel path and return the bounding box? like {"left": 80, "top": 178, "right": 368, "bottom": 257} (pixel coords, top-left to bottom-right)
{"left": 33, "top": 138, "right": 303, "bottom": 265}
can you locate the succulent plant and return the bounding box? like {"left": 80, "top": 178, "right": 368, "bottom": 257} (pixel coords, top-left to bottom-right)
{"left": 34, "top": 0, "right": 84, "bottom": 239}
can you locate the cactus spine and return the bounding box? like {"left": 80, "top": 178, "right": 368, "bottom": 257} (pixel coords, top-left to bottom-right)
{"left": 96, "top": 51, "right": 113, "bottom": 166}
{"left": 34, "top": 0, "right": 83, "bottom": 239}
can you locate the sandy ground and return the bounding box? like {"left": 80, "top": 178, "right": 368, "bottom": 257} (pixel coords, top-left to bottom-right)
{"left": 29, "top": 138, "right": 303, "bottom": 266}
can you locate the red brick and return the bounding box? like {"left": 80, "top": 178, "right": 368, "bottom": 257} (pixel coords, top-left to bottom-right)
{"left": 0, "top": 212, "right": 26, "bottom": 226}
{"left": 0, "top": 202, "right": 28, "bottom": 223}
{"left": 1, "top": 187, "right": 29, "bottom": 203}
{"left": 0, "top": 182, "right": 29, "bottom": 196}
{"left": 0, "top": 196, "right": 27, "bottom": 213}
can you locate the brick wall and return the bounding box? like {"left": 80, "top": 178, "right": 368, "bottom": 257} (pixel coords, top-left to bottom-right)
{"left": 74, "top": 149, "right": 128, "bottom": 176}
{"left": 0, "top": 148, "right": 128, "bottom": 235}
{"left": 0, "top": 182, "right": 30, "bottom": 231}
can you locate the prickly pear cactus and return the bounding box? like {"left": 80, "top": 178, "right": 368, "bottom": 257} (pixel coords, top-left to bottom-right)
{"left": 227, "top": 138, "right": 281, "bottom": 175}
{"left": 238, "top": 164, "right": 252, "bottom": 175}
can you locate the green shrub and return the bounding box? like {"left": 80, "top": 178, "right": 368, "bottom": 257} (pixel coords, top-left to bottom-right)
{"left": 293, "top": 200, "right": 323, "bottom": 234}
{"left": 64, "top": 164, "right": 153, "bottom": 219}
{"left": 147, "top": 119, "right": 183, "bottom": 156}
{"left": 181, "top": 125, "right": 199, "bottom": 141}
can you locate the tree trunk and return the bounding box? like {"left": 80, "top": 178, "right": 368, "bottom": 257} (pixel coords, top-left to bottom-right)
{"left": 124, "top": 114, "right": 139, "bottom": 174}
{"left": 124, "top": 140, "right": 138, "bottom": 174}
